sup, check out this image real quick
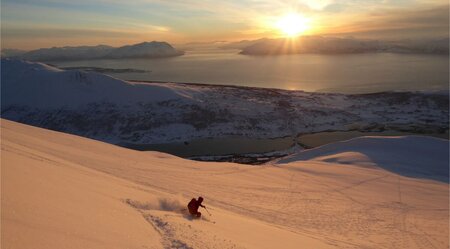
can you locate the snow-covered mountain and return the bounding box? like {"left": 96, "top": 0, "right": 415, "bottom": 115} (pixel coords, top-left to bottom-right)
{"left": 105, "top": 41, "right": 184, "bottom": 58}
{"left": 2, "top": 119, "right": 448, "bottom": 249}
{"left": 18, "top": 45, "right": 114, "bottom": 61}
{"left": 237, "top": 36, "right": 450, "bottom": 55}
{"left": 3, "top": 41, "right": 184, "bottom": 61}
{"left": 0, "top": 48, "right": 27, "bottom": 57}
{"left": 1, "top": 59, "right": 448, "bottom": 147}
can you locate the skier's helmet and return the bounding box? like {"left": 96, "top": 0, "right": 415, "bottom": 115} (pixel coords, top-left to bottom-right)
{"left": 198, "top": 196, "right": 204, "bottom": 202}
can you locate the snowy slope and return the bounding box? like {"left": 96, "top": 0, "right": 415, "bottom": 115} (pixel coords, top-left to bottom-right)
{"left": 1, "top": 119, "right": 333, "bottom": 249}
{"left": 277, "top": 136, "right": 449, "bottom": 182}
{"left": 2, "top": 119, "right": 448, "bottom": 249}
{"left": 2, "top": 59, "right": 448, "bottom": 145}
{"left": 1, "top": 59, "right": 182, "bottom": 109}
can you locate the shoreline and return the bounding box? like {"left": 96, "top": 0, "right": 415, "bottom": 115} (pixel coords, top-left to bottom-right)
{"left": 118, "top": 130, "right": 449, "bottom": 164}
{"left": 128, "top": 79, "right": 450, "bottom": 95}
{"left": 127, "top": 79, "right": 308, "bottom": 93}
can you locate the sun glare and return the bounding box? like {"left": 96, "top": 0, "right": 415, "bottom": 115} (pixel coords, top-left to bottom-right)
{"left": 276, "top": 13, "right": 310, "bottom": 37}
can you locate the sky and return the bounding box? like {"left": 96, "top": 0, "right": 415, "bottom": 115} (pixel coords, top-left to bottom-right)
{"left": 1, "top": 0, "right": 449, "bottom": 50}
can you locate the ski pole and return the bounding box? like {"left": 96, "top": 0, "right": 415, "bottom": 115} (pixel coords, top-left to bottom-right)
{"left": 203, "top": 206, "right": 212, "bottom": 216}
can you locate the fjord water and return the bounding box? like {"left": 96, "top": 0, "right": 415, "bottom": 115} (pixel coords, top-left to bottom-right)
{"left": 52, "top": 49, "right": 449, "bottom": 93}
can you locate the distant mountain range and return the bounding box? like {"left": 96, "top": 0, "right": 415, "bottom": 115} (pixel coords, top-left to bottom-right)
{"left": 223, "top": 36, "right": 450, "bottom": 55}
{"left": 1, "top": 41, "right": 184, "bottom": 61}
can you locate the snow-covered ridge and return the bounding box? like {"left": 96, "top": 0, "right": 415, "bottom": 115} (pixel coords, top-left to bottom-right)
{"left": 237, "top": 36, "right": 450, "bottom": 55}
{"left": 1, "top": 59, "right": 448, "bottom": 146}
{"left": 2, "top": 41, "right": 184, "bottom": 61}
{"left": 1, "top": 59, "right": 182, "bottom": 108}
{"left": 105, "top": 41, "right": 183, "bottom": 59}
{"left": 278, "top": 136, "right": 449, "bottom": 182}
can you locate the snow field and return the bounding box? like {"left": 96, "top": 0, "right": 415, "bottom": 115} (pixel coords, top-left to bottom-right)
{"left": 1, "top": 119, "right": 448, "bottom": 248}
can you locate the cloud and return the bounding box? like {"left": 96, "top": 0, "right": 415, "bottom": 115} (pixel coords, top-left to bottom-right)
{"left": 320, "top": 5, "right": 449, "bottom": 39}
{"left": 2, "top": 0, "right": 448, "bottom": 49}
{"left": 300, "top": 0, "right": 335, "bottom": 10}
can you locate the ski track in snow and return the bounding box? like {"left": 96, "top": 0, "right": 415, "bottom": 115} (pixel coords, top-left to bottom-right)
{"left": 123, "top": 164, "right": 448, "bottom": 249}
{"left": 76, "top": 157, "right": 450, "bottom": 249}
{"left": 125, "top": 199, "right": 241, "bottom": 249}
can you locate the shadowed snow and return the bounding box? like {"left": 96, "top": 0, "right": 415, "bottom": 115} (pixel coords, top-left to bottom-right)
{"left": 277, "top": 136, "right": 449, "bottom": 182}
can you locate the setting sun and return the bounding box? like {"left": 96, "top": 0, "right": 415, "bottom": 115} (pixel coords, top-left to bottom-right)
{"left": 275, "top": 13, "right": 310, "bottom": 37}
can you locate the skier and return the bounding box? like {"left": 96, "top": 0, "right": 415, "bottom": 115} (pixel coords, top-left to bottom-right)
{"left": 187, "top": 196, "right": 205, "bottom": 218}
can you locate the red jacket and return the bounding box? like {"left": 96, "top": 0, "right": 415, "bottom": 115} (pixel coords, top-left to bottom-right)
{"left": 188, "top": 198, "right": 204, "bottom": 213}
